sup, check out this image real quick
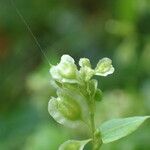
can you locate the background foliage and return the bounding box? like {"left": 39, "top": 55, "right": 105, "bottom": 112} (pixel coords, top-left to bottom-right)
{"left": 0, "top": 0, "right": 150, "bottom": 149}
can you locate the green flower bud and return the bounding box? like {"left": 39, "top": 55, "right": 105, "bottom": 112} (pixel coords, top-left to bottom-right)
{"left": 95, "top": 58, "right": 114, "bottom": 76}
{"left": 79, "top": 58, "right": 91, "bottom": 68}
{"left": 79, "top": 58, "right": 94, "bottom": 81}
{"left": 50, "top": 55, "right": 78, "bottom": 83}
{"left": 94, "top": 89, "right": 102, "bottom": 101}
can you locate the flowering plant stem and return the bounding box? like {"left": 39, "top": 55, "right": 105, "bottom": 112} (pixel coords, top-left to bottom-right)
{"left": 90, "top": 103, "right": 96, "bottom": 150}
{"left": 90, "top": 99, "right": 102, "bottom": 150}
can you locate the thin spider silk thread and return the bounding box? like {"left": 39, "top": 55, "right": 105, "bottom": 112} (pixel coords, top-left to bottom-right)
{"left": 10, "top": 0, "right": 52, "bottom": 67}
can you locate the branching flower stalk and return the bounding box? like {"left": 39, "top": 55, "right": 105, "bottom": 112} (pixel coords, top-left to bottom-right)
{"left": 48, "top": 54, "right": 150, "bottom": 150}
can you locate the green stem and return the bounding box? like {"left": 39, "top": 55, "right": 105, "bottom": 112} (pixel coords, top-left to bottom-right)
{"left": 90, "top": 101, "right": 96, "bottom": 150}
{"left": 86, "top": 81, "right": 102, "bottom": 149}
{"left": 90, "top": 110, "right": 96, "bottom": 149}
{"left": 90, "top": 100, "right": 102, "bottom": 150}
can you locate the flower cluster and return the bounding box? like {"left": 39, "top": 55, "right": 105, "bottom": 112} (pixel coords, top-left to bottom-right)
{"left": 48, "top": 54, "right": 114, "bottom": 128}
{"left": 48, "top": 55, "right": 149, "bottom": 150}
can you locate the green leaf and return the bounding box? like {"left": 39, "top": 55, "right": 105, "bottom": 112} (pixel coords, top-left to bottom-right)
{"left": 59, "top": 139, "right": 91, "bottom": 150}
{"left": 99, "top": 116, "right": 150, "bottom": 144}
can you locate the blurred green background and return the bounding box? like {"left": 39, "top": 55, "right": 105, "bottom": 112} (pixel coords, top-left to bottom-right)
{"left": 0, "top": 0, "right": 150, "bottom": 149}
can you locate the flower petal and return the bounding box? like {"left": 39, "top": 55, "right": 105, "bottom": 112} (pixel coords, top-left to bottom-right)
{"left": 61, "top": 54, "right": 75, "bottom": 63}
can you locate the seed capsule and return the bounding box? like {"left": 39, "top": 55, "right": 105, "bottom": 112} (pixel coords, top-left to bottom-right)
{"left": 57, "top": 97, "right": 81, "bottom": 121}
{"left": 48, "top": 88, "right": 89, "bottom": 128}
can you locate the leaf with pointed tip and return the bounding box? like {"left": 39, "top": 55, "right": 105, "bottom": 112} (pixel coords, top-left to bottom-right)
{"left": 59, "top": 139, "right": 91, "bottom": 150}
{"left": 99, "top": 116, "right": 150, "bottom": 144}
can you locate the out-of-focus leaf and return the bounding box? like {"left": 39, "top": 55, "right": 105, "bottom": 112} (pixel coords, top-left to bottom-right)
{"left": 59, "top": 139, "right": 91, "bottom": 150}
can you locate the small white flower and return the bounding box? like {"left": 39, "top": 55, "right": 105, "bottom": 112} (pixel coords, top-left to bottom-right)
{"left": 95, "top": 57, "right": 114, "bottom": 76}
{"left": 50, "top": 54, "right": 78, "bottom": 83}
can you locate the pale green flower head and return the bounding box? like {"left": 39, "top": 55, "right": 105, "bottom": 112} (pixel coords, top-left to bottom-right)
{"left": 95, "top": 57, "right": 115, "bottom": 76}
{"left": 50, "top": 55, "right": 78, "bottom": 83}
